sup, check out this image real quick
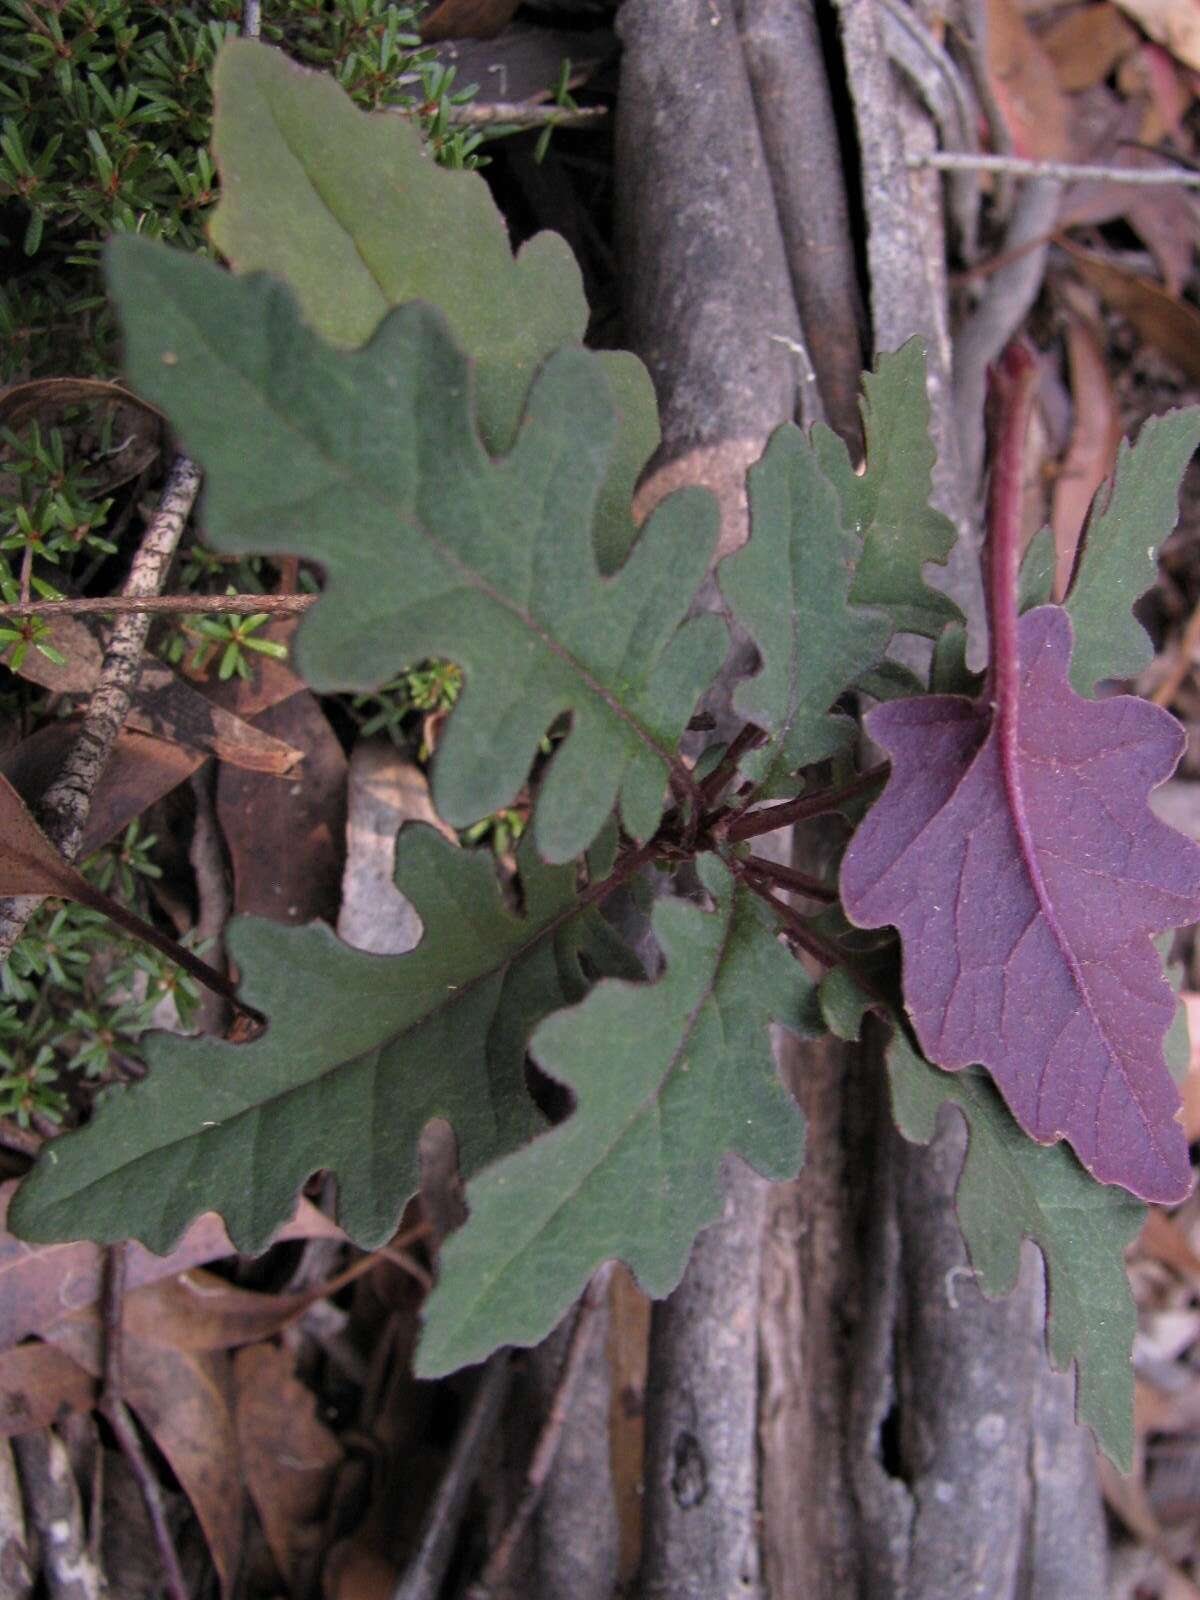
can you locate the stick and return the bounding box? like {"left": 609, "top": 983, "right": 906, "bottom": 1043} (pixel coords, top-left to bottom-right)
{"left": 98, "top": 1245, "right": 190, "bottom": 1600}
{"left": 912, "top": 150, "right": 1200, "bottom": 187}
{"left": 721, "top": 764, "right": 889, "bottom": 843}
{"left": 466, "top": 1264, "right": 615, "bottom": 1599}
{"left": 739, "top": 854, "right": 837, "bottom": 903}
{"left": 442, "top": 102, "right": 606, "bottom": 130}
{"left": 0, "top": 591, "right": 314, "bottom": 619}
{"left": 391, "top": 1354, "right": 514, "bottom": 1600}
{"left": 0, "top": 455, "right": 201, "bottom": 962}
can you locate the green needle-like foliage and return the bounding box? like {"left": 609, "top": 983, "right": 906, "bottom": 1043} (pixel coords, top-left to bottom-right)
{"left": 108, "top": 236, "right": 729, "bottom": 863}
{"left": 417, "top": 855, "right": 818, "bottom": 1377}
{"left": 10, "top": 827, "right": 639, "bottom": 1255}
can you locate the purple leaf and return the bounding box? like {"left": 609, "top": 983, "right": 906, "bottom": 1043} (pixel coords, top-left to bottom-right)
{"left": 841, "top": 344, "right": 1200, "bottom": 1205}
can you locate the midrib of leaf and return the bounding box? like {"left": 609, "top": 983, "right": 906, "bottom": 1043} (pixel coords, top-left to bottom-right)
{"left": 457, "top": 905, "right": 738, "bottom": 1314}
{"left": 186, "top": 301, "right": 693, "bottom": 791}
{"left": 264, "top": 94, "right": 393, "bottom": 307}
{"left": 54, "top": 879, "right": 629, "bottom": 1191}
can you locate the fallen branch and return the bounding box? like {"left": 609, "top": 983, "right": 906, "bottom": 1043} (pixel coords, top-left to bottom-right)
{"left": 0, "top": 454, "right": 200, "bottom": 962}
{"left": 392, "top": 1354, "right": 514, "bottom": 1600}
{"left": 99, "top": 1245, "right": 189, "bottom": 1600}
{"left": 466, "top": 1264, "right": 616, "bottom": 1600}
{"left": 442, "top": 102, "right": 605, "bottom": 130}
{"left": 0, "top": 591, "right": 313, "bottom": 619}
{"left": 912, "top": 150, "right": 1200, "bottom": 187}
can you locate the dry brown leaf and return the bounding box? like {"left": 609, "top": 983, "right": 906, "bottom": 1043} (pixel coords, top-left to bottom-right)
{"left": 122, "top": 1251, "right": 379, "bottom": 1353}
{"left": 202, "top": 618, "right": 303, "bottom": 719}
{"left": 1, "top": 722, "right": 201, "bottom": 859}
{"left": 1139, "top": 1207, "right": 1200, "bottom": 1285}
{"left": 323, "top": 1540, "right": 401, "bottom": 1599}
{"left": 1052, "top": 303, "right": 1123, "bottom": 597}
{"left": 419, "top": 0, "right": 519, "bottom": 41}
{"left": 8, "top": 615, "right": 303, "bottom": 776}
{"left": 0, "top": 377, "right": 163, "bottom": 494}
{"left": 0, "top": 770, "right": 91, "bottom": 901}
{"left": 234, "top": 1343, "right": 341, "bottom": 1590}
{"left": 1042, "top": 2, "right": 1140, "bottom": 90}
{"left": 1065, "top": 244, "right": 1200, "bottom": 382}
{"left": 986, "top": 0, "right": 1072, "bottom": 158}
{"left": 338, "top": 744, "right": 456, "bottom": 956}
{"left": 0, "top": 1343, "right": 96, "bottom": 1437}
{"left": 1113, "top": 0, "right": 1200, "bottom": 71}
{"left": 217, "top": 690, "right": 346, "bottom": 923}
{"left": 47, "top": 1321, "right": 244, "bottom": 1597}
{"left": 0, "top": 1181, "right": 343, "bottom": 1350}
{"left": 1132, "top": 38, "right": 1192, "bottom": 138}
{"left": 0, "top": 770, "right": 246, "bottom": 1010}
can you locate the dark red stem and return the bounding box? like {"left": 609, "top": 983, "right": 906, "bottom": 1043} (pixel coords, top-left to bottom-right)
{"left": 733, "top": 870, "right": 841, "bottom": 969}
{"left": 698, "top": 723, "right": 768, "bottom": 805}
{"left": 71, "top": 878, "right": 262, "bottom": 1025}
{"left": 721, "top": 764, "right": 889, "bottom": 844}
{"left": 986, "top": 341, "right": 1039, "bottom": 715}
{"left": 739, "top": 855, "right": 837, "bottom": 903}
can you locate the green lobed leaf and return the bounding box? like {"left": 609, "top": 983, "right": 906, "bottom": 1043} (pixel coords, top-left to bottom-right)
{"left": 717, "top": 424, "right": 892, "bottom": 792}
{"left": 811, "top": 338, "right": 963, "bottom": 640}
{"left": 109, "top": 237, "right": 728, "bottom": 863}
{"left": 1065, "top": 408, "right": 1200, "bottom": 694}
{"left": 10, "top": 827, "right": 640, "bottom": 1256}
{"left": 209, "top": 38, "right": 656, "bottom": 571}
{"left": 416, "top": 854, "right": 818, "bottom": 1377}
{"left": 820, "top": 984, "right": 1145, "bottom": 1471}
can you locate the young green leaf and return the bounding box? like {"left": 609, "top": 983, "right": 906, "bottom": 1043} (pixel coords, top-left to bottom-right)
{"left": 416, "top": 854, "right": 817, "bottom": 1377}
{"left": 811, "top": 338, "right": 964, "bottom": 639}
{"left": 9, "top": 827, "right": 639, "bottom": 1255}
{"left": 886, "top": 1030, "right": 1144, "bottom": 1472}
{"left": 209, "top": 38, "right": 656, "bottom": 571}
{"left": 108, "top": 237, "right": 728, "bottom": 863}
{"left": 717, "top": 423, "right": 892, "bottom": 792}
{"left": 1064, "top": 408, "right": 1200, "bottom": 694}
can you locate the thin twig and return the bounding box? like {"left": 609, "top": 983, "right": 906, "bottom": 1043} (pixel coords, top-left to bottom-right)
{"left": 0, "top": 454, "right": 201, "bottom": 962}
{"left": 99, "top": 1245, "right": 189, "bottom": 1600}
{"left": 467, "top": 1263, "right": 616, "bottom": 1600}
{"left": 0, "top": 591, "right": 314, "bottom": 619}
{"left": 721, "top": 764, "right": 889, "bottom": 844}
{"left": 440, "top": 102, "right": 606, "bottom": 130}
{"left": 391, "top": 1354, "right": 514, "bottom": 1600}
{"left": 697, "top": 723, "right": 767, "bottom": 805}
{"left": 734, "top": 869, "right": 852, "bottom": 975}
{"left": 910, "top": 150, "right": 1200, "bottom": 187}
{"left": 739, "top": 854, "right": 837, "bottom": 903}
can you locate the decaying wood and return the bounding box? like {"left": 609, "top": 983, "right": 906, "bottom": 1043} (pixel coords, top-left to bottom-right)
{"left": 617, "top": 5, "right": 824, "bottom": 1596}
{"left": 12, "top": 1430, "right": 103, "bottom": 1600}
{"left": 738, "top": 0, "right": 866, "bottom": 449}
